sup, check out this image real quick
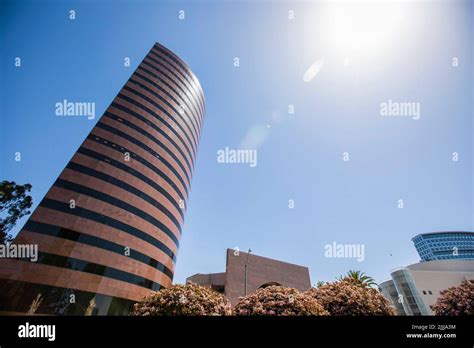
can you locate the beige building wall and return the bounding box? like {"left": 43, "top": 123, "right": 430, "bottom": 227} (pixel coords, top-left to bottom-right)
{"left": 407, "top": 260, "right": 474, "bottom": 314}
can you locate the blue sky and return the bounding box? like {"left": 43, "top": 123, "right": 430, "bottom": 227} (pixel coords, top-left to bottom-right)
{"left": 1, "top": 0, "right": 472, "bottom": 285}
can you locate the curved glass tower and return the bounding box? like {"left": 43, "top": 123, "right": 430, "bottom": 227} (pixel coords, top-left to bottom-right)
{"left": 0, "top": 42, "right": 205, "bottom": 315}
{"left": 412, "top": 231, "right": 474, "bottom": 262}
{"left": 387, "top": 268, "right": 430, "bottom": 316}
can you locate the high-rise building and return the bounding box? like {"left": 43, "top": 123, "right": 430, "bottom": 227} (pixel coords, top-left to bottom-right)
{"left": 412, "top": 231, "right": 474, "bottom": 262}
{"left": 0, "top": 42, "right": 205, "bottom": 315}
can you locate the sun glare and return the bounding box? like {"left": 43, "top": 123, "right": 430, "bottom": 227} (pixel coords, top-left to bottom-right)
{"left": 321, "top": 1, "right": 406, "bottom": 60}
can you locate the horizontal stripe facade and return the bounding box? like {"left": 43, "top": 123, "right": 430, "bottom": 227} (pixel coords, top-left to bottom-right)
{"left": 23, "top": 220, "right": 174, "bottom": 279}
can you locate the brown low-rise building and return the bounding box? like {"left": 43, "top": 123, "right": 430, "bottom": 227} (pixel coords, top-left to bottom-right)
{"left": 186, "top": 249, "right": 311, "bottom": 304}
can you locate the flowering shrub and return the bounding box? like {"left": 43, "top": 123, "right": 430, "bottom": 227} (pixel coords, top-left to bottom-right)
{"left": 131, "top": 283, "right": 232, "bottom": 316}
{"left": 431, "top": 280, "right": 474, "bottom": 316}
{"left": 306, "top": 281, "right": 395, "bottom": 316}
{"left": 234, "top": 285, "right": 329, "bottom": 316}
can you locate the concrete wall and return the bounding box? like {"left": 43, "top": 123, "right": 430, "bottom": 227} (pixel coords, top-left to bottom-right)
{"left": 407, "top": 260, "right": 474, "bottom": 314}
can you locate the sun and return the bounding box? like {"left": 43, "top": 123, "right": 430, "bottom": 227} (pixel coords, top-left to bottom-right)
{"left": 321, "top": 1, "right": 406, "bottom": 60}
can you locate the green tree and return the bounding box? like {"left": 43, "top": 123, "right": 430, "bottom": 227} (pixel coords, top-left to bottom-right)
{"left": 316, "top": 281, "right": 326, "bottom": 288}
{"left": 338, "top": 270, "right": 377, "bottom": 288}
{"left": 0, "top": 181, "right": 33, "bottom": 244}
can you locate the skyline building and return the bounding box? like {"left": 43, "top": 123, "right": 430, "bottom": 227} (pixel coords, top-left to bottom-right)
{"left": 412, "top": 231, "right": 474, "bottom": 262}
{"left": 0, "top": 42, "right": 205, "bottom": 315}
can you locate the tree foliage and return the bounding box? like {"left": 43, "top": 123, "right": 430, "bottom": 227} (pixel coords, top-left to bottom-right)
{"left": 234, "top": 285, "right": 329, "bottom": 316}
{"left": 0, "top": 181, "right": 33, "bottom": 244}
{"left": 307, "top": 280, "right": 395, "bottom": 316}
{"left": 431, "top": 280, "right": 474, "bottom": 316}
{"left": 131, "top": 283, "right": 232, "bottom": 316}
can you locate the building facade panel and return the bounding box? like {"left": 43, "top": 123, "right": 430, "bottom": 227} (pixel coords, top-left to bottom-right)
{"left": 102, "top": 107, "right": 194, "bottom": 181}
{"left": 113, "top": 92, "right": 197, "bottom": 165}
{"left": 134, "top": 65, "right": 202, "bottom": 129}
{"left": 149, "top": 46, "right": 205, "bottom": 109}
{"left": 70, "top": 152, "right": 184, "bottom": 222}
{"left": 64, "top": 158, "right": 184, "bottom": 225}
{"left": 59, "top": 167, "right": 183, "bottom": 234}
{"left": 391, "top": 268, "right": 430, "bottom": 316}
{"left": 141, "top": 56, "right": 204, "bottom": 128}
{"left": 107, "top": 102, "right": 196, "bottom": 174}
{"left": 378, "top": 280, "right": 406, "bottom": 315}
{"left": 98, "top": 115, "right": 192, "bottom": 189}
{"left": 127, "top": 76, "right": 201, "bottom": 146}
{"left": 120, "top": 86, "right": 197, "bottom": 159}
{"left": 26, "top": 208, "right": 175, "bottom": 271}
{"left": 148, "top": 48, "right": 205, "bottom": 109}
{"left": 80, "top": 138, "right": 185, "bottom": 207}
{"left": 44, "top": 186, "right": 180, "bottom": 252}
{"left": 90, "top": 121, "right": 190, "bottom": 198}
{"left": 15, "top": 231, "right": 172, "bottom": 285}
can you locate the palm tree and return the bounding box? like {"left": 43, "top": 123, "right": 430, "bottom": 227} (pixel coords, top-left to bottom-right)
{"left": 338, "top": 270, "right": 377, "bottom": 288}
{"left": 315, "top": 281, "right": 326, "bottom": 288}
